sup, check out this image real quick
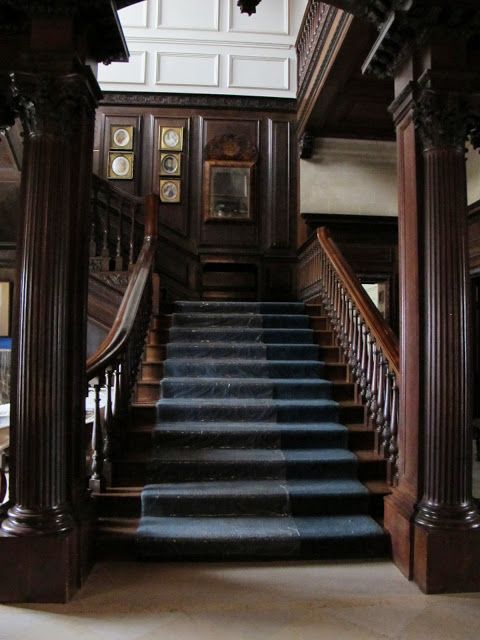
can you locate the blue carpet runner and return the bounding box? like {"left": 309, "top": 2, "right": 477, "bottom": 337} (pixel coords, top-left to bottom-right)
{"left": 137, "top": 301, "right": 386, "bottom": 559}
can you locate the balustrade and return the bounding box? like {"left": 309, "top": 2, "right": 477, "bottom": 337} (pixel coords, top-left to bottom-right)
{"left": 86, "top": 193, "right": 158, "bottom": 492}
{"left": 296, "top": 1, "right": 332, "bottom": 96}
{"left": 298, "top": 227, "right": 400, "bottom": 486}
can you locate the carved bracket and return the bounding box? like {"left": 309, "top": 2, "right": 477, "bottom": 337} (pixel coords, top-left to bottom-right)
{"left": 237, "top": 0, "right": 262, "bottom": 15}
{"left": 204, "top": 133, "right": 258, "bottom": 162}
{"left": 299, "top": 131, "right": 314, "bottom": 159}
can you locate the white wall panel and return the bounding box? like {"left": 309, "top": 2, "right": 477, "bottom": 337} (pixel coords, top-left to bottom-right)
{"left": 119, "top": 0, "right": 148, "bottom": 27}
{"left": 228, "top": 0, "right": 289, "bottom": 35}
{"left": 156, "top": 52, "right": 219, "bottom": 86}
{"left": 229, "top": 56, "right": 289, "bottom": 90}
{"left": 97, "top": 51, "right": 147, "bottom": 84}
{"left": 98, "top": 0, "right": 309, "bottom": 97}
{"left": 158, "top": 0, "right": 220, "bottom": 31}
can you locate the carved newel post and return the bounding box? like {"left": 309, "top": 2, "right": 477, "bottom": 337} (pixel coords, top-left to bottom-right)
{"left": 412, "top": 75, "right": 480, "bottom": 592}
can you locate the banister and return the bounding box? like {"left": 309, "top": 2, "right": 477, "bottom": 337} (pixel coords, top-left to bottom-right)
{"left": 86, "top": 192, "right": 159, "bottom": 492}
{"left": 316, "top": 227, "right": 399, "bottom": 377}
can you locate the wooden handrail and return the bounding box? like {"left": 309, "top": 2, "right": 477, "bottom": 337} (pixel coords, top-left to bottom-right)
{"left": 86, "top": 193, "right": 158, "bottom": 492}
{"left": 297, "top": 225, "right": 400, "bottom": 486}
{"left": 317, "top": 227, "right": 399, "bottom": 377}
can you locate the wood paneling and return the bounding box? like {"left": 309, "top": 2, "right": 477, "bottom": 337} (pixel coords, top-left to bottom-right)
{"left": 97, "top": 96, "right": 297, "bottom": 300}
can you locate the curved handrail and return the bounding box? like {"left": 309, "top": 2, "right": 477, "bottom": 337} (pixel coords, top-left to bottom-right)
{"left": 87, "top": 193, "right": 158, "bottom": 379}
{"left": 317, "top": 227, "right": 399, "bottom": 377}
{"left": 86, "top": 193, "right": 158, "bottom": 492}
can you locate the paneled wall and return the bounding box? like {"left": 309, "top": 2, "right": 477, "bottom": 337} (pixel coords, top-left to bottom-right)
{"left": 95, "top": 95, "right": 298, "bottom": 300}
{"left": 97, "top": 0, "right": 307, "bottom": 98}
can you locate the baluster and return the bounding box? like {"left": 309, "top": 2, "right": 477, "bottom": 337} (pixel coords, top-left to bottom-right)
{"left": 364, "top": 333, "right": 375, "bottom": 407}
{"left": 89, "top": 379, "right": 106, "bottom": 492}
{"left": 353, "top": 315, "right": 364, "bottom": 385}
{"left": 387, "top": 374, "right": 399, "bottom": 485}
{"left": 380, "top": 367, "right": 392, "bottom": 459}
{"left": 368, "top": 341, "right": 379, "bottom": 430}
{"left": 375, "top": 354, "right": 387, "bottom": 453}
{"left": 128, "top": 201, "right": 136, "bottom": 268}
{"left": 103, "top": 366, "right": 115, "bottom": 485}
{"left": 348, "top": 307, "right": 358, "bottom": 376}
{"left": 114, "top": 200, "right": 124, "bottom": 271}
{"left": 359, "top": 325, "right": 370, "bottom": 401}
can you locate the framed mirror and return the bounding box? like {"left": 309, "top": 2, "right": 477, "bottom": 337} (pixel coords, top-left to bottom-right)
{"left": 203, "top": 160, "right": 254, "bottom": 222}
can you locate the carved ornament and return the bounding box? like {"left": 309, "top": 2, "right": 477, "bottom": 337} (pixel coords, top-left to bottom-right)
{"left": 237, "top": 0, "right": 262, "bottom": 16}
{"left": 205, "top": 134, "right": 258, "bottom": 162}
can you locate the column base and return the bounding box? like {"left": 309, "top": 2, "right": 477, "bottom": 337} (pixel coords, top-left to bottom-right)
{"left": 0, "top": 527, "right": 79, "bottom": 602}
{"left": 413, "top": 523, "right": 480, "bottom": 593}
{"left": 1, "top": 504, "right": 74, "bottom": 536}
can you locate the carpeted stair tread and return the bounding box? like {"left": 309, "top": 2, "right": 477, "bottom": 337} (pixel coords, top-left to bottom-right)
{"left": 171, "top": 313, "right": 310, "bottom": 328}
{"left": 166, "top": 343, "right": 320, "bottom": 360}
{"left": 168, "top": 327, "right": 314, "bottom": 344}
{"left": 160, "top": 377, "right": 332, "bottom": 400}
{"left": 137, "top": 515, "right": 386, "bottom": 558}
{"left": 163, "top": 359, "right": 326, "bottom": 379}
{"left": 151, "top": 447, "right": 357, "bottom": 463}
{"left": 175, "top": 301, "right": 306, "bottom": 314}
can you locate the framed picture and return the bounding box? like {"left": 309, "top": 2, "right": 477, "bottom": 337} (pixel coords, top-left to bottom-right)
{"left": 160, "top": 126, "right": 183, "bottom": 151}
{"left": 108, "top": 152, "right": 134, "bottom": 180}
{"left": 160, "top": 179, "right": 181, "bottom": 203}
{"left": 110, "top": 125, "right": 134, "bottom": 150}
{"left": 203, "top": 159, "right": 255, "bottom": 222}
{"left": 160, "top": 152, "right": 181, "bottom": 176}
{"left": 0, "top": 282, "right": 11, "bottom": 338}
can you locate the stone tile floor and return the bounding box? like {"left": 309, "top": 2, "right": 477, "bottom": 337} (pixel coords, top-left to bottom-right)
{"left": 1, "top": 560, "right": 480, "bottom": 640}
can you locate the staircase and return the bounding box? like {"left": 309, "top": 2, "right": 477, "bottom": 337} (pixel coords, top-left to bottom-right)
{"left": 131, "top": 301, "right": 387, "bottom": 560}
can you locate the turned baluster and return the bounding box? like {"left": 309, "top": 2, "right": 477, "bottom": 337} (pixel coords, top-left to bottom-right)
{"left": 352, "top": 315, "right": 364, "bottom": 384}
{"left": 89, "top": 379, "right": 106, "bottom": 492}
{"left": 375, "top": 355, "right": 387, "bottom": 453}
{"left": 367, "top": 341, "right": 379, "bottom": 424}
{"left": 387, "top": 374, "right": 399, "bottom": 485}
{"left": 380, "top": 367, "right": 393, "bottom": 459}
{"left": 103, "top": 366, "right": 115, "bottom": 485}
{"left": 364, "top": 333, "right": 375, "bottom": 406}
{"left": 359, "top": 325, "right": 370, "bottom": 401}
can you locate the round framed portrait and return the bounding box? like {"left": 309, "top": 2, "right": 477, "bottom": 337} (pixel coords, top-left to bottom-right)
{"left": 110, "top": 125, "right": 134, "bottom": 150}
{"left": 160, "top": 126, "right": 183, "bottom": 151}
{"left": 108, "top": 152, "right": 134, "bottom": 180}
{"left": 160, "top": 152, "right": 181, "bottom": 176}
{"left": 160, "top": 179, "right": 181, "bottom": 203}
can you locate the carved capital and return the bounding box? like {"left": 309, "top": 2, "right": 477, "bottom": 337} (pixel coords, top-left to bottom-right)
{"left": 8, "top": 71, "right": 99, "bottom": 138}
{"left": 413, "top": 89, "right": 472, "bottom": 150}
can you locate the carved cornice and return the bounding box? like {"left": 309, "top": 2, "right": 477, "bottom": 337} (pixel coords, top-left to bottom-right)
{"left": 5, "top": 71, "right": 101, "bottom": 138}
{"left": 237, "top": 0, "right": 262, "bottom": 16}
{"left": 101, "top": 91, "right": 297, "bottom": 113}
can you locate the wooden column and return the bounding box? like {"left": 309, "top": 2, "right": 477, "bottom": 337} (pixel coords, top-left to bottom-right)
{"left": 383, "top": 65, "right": 424, "bottom": 580}
{"left": 412, "top": 76, "right": 480, "bottom": 593}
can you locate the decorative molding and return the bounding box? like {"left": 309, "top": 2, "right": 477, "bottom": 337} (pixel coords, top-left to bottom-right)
{"left": 204, "top": 133, "right": 258, "bottom": 161}
{"left": 101, "top": 91, "right": 297, "bottom": 112}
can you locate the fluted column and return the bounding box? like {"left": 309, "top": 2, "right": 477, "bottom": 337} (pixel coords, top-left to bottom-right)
{"left": 1, "top": 71, "right": 100, "bottom": 536}
{"left": 413, "top": 83, "right": 480, "bottom": 530}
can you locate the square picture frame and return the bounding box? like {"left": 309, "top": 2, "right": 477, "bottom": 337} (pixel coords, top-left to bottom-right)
{"left": 159, "top": 179, "right": 181, "bottom": 203}
{"left": 0, "top": 281, "right": 11, "bottom": 338}
{"left": 108, "top": 152, "right": 134, "bottom": 180}
{"left": 159, "top": 126, "right": 183, "bottom": 152}
{"left": 110, "top": 124, "right": 134, "bottom": 150}
{"left": 160, "top": 152, "right": 181, "bottom": 176}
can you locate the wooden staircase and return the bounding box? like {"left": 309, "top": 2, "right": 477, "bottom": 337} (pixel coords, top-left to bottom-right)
{"left": 93, "top": 302, "right": 390, "bottom": 557}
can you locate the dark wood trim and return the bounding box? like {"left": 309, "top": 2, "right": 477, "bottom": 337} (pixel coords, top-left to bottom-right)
{"left": 101, "top": 92, "right": 297, "bottom": 113}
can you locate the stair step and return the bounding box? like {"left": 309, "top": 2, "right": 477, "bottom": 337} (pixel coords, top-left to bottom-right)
{"left": 164, "top": 358, "right": 326, "bottom": 379}
{"left": 160, "top": 377, "right": 332, "bottom": 400}
{"left": 141, "top": 479, "right": 369, "bottom": 516}
{"left": 137, "top": 515, "right": 387, "bottom": 559}
{"left": 171, "top": 313, "right": 310, "bottom": 328}
{"left": 168, "top": 328, "right": 315, "bottom": 344}
{"left": 152, "top": 421, "right": 348, "bottom": 449}
{"left": 156, "top": 397, "right": 339, "bottom": 423}
{"left": 166, "top": 342, "right": 320, "bottom": 360}
{"left": 148, "top": 447, "right": 358, "bottom": 482}
{"left": 175, "top": 302, "right": 306, "bottom": 314}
